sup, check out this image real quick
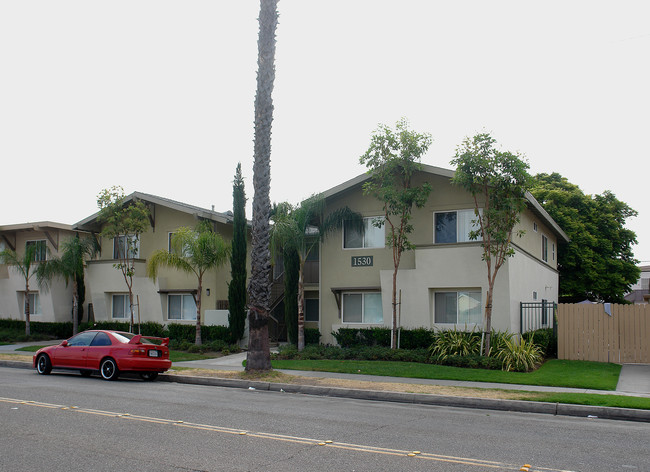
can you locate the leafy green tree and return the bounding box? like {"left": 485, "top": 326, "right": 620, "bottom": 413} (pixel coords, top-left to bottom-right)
{"left": 360, "top": 118, "right": 433, "bottom": 349}
{"left": 0, "top": 244, "right": 40, "bottom": 335}
{"left": 531, "top": 173, "right": 639, "bottom": 303}
{"left": 228, "top": 163, "right": 248, "bottom": 343}
{"left": 451, "top": 133, "right": 531, "bottom": 355}
{"left": 147, "top": 221, "right": 231, "bottom": 345}
{"left": 247, "top": 0, "right": 278, "bottom": 371}
{"left": 97, "top": 186, "right": 150, "bottom": 332}
{"left": 36, "top": 234, "right": 99, "bottom": 335}
{"left": 271, "top": 195, "right": 361, "bottom": 350}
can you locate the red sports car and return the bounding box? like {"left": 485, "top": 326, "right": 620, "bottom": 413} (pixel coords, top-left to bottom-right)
{"left": 33, "top": 330, "right": 172, "bottom": 381}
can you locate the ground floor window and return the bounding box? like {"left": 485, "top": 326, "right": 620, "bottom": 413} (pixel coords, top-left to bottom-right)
{"left": 305, "top": 298, "right": 319, "bottom": 322}
{"left": 112, "top": 294, "right": 132, "bottom": 319}
{"left": 168, "top": 294, "right": 197, "bottom": 320}
{"left": 434, "top": 290, "right": 482, "bottom": 324}
{"left": 342, "top": 292, "right": 382, "bottom": 324}
{"left": 24, "top": 293, "right": 41, "bottom": 315}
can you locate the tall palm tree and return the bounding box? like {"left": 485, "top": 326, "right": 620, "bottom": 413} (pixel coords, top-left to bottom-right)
{"left": 247, "top": 0, "right": 278, "bottom": 371}
{"left": 36, "top": 234, "right": 99, "bottom": 335}
{"left": 0, "top": 244, "right": 40, "bottom": 336}
{"left": 147, "top": 221, "right": 231, "bottom": 345}
{"left": 271, "top": 195, "right": 362, "bottom": 350}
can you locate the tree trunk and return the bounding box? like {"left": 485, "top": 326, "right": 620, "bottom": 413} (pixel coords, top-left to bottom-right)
{"left": 391, "top": 267, "right": 398, "bottom": 349}
{"left": 483, "top": 287, "right": 494, "bottom": 356}
{"left": 297, "top": 264, "right": 305, "bottom": 351}
{"left": 195, "top": 280, "right": 202, "bottom": 345}
{"left": 72, "top": 279, "right": 79, "bottom": 335}
{"left": 24, "top": 281, "right": 31, "bottom": 337}
{"left": 246, "top": 0, "right": 278, "bottom": 372}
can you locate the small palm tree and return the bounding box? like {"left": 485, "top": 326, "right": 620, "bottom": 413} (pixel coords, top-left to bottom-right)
{"left": 147, "top": 221, "right": 231, "bottom": 345}
{"left": 272, "top": 194, "right": 362, "bottom": 350}
{"left": 0, "top": 244, "right": 40, "bottom": 336}
{"left": 36, "top": 234, "right": 99, "bottom": 335}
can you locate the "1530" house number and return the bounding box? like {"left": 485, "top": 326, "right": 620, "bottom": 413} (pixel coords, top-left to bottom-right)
{"left": 351, "top": 256, "right": 373, "bottom": 267}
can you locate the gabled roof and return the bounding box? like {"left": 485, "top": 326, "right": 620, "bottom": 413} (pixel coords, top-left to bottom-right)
{"left": 0, "top": 221, "right": 74, "bottom": 232}
{"left": 321, "top": 164, "right": 569, "bottom": 243}
{"left": 73, "top": 191, "right": 233, "bottom": 232}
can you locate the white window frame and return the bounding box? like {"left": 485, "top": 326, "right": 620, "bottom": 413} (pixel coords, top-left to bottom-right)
{"left": 113, "top": 235, "right": 140, "bottom": 260}
{"left": 26, "top": 240, "right": 47, "bottom": 262}
{"left": 341, "top": 292, "right": 383, "bottom": 324}
{"left": 343, "top": 217, "right": 385, "bottom": 249}
{"left": 433, "top": 290, "right": 482, "bottom": 325}
{"left": 25, "top": 292, "right": 41, "bottom": 315}
{"left": 168, "top": 293, "right": 197, "bottom": 321}
{"left": 433, "top": 209, "right": 482, "bottom": 244}
{"left": 111, "top": 294, "right": 131, "bottom": 319}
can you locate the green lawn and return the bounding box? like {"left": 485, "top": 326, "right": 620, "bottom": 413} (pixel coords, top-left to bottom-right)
{"left": 270, "top": 359, "right": 622, "bottom": 391}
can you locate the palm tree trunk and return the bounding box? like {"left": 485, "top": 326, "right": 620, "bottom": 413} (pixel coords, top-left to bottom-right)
{"left": 72, "top": 279, "right": 79, "bottom": 335}
{"left": 24, "top": 281, "right": 31, "bottom": 337}
{"left": 195, "top": 280, "right": 203, "bottom": 345}
{"left": 297, "top": 263, "right": 305, "bottom": 351}
{"left": 246, "top": 0, "right": 278, "bottom": 372}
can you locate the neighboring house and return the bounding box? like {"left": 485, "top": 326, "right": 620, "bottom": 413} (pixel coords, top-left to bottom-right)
{"left": 624, "top": 265, "right": 650, "bottom": 304}
{"left": 312, "top": 164, "right": 569, "bottom": 345}
{"left": 74, "top": 192, "right": 243, "bottom": 328}
{"left": 0, "top": 222, "right": 83, "bottom": 323}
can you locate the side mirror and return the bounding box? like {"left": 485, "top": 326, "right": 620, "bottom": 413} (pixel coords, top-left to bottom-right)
{"left": 61, "top": 340, "right": 68, "bottom": 347}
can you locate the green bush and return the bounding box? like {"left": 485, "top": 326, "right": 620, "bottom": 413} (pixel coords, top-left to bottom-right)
{"left": 429, "top": 327, "right": 482, "bottom": 359}
{"left": 496, "top": 336, "right": 543, "bottom": 372}
{"left": 525, "top": 328, "right": 557, "bottom": 358}
{"left": 304, "top": 328, "right": 321, "bottom": 345}
{"left": 398, "top": 328, "right": 434, "bottom": 349}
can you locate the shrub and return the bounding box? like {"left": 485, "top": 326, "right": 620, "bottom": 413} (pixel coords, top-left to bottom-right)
{"left": 304, "top": 328, "right": 321, "bottom": 345}
{"left": 525, "top": 328, "right": 557, "bottom": 358}
{"left": 429, "top": 327, "right": 481, "bottom": 360}
{"left": 398, "top": 328, "right": 434, "bottom": 349}
{"left": 496, "top": 336, "right": 543, "bottom": 372}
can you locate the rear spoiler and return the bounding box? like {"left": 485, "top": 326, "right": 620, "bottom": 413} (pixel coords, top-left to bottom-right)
{"left": 128, "top": 335, "right": 170, "bottom": 347}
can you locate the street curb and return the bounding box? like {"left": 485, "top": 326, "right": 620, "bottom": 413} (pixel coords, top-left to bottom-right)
{"left": 3, "top": 360, "right": 649, "bottom": 423}
{"left": 157, "top": 373, "right": 650, "bottom": 423}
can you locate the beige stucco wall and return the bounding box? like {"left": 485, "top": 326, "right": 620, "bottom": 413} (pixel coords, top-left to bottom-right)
{"left": 0, "top": 228, "right": 81, "bottom": 323}
{"left": 318, "top": 169, "right": 561, "bottom": 344}
{"left": 89, "top": 203, "right": 241, "bottom": 326}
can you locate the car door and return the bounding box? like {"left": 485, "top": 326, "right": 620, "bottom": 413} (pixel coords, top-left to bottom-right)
{"left": 51, "top": 332, "right": 97, "bottom": 369}
{"left": 85, "top": 331, "right": 113, "bottom": 370}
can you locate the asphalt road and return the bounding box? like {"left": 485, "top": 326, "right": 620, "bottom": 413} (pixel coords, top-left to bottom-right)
{"left": 1, "top": 367, "right": 649, "bottom": 472}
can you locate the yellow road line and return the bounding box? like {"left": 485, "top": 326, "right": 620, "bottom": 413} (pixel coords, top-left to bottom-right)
{"left": 1, "top": 396, "right": 575, "bottom": 472}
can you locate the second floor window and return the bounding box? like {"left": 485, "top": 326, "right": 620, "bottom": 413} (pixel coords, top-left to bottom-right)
{"left": 344, "top": 217, "right": 385, "bottom": 249}
{"left": 542, "top": 235, "right": 549, "bottom": 263}
{"left": 26, "top": 240, "right": 47, "bottom": 262}
{"left": 434, "top": 209, "right": 481, "bottom": 244}
{"left": 113, "top": 235, "right": 139, "bottom": 259}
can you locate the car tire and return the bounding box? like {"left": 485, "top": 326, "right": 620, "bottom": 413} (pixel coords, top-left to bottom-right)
{"left": 140, "top": 372, "right": 158, "bottom": 381}
{"left": 100, "top": 358, "right": 119, "bottom": 381}
{"left": 79, "top": 370, "right": 92, "bottom": 377}
{"left": 36, "top": 354, "right": 52, "bottom": 375}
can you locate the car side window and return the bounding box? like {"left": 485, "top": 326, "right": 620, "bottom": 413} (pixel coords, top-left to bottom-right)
{"left": 67, "top": 332, "right": 97, "bottom": 347}
{"left": 90, "top": 332, "right": 112, "bottom": 347}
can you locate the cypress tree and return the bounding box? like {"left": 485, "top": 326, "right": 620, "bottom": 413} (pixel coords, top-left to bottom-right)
{"left": 283, "top": 246, "right": 299, "bottom": 345}
{"left": 228, "top": 163, "right": 248, "bottom": 343}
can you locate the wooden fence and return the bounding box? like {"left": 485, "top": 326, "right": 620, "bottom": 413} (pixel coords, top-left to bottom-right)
{"left": 557, "top": 303, "right": 650, "bottom": 364}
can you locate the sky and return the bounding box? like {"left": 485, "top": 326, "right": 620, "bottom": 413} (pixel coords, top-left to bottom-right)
{"left": 1, "top": 1, "right": 648, "bottom": 263}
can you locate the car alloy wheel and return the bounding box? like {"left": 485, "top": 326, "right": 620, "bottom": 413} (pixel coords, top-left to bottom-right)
{"left": 100, "top": 358, "right": 119, "bottom": 381}
{"left": 36, "top": 354, "right": 52, "bottom": 375}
